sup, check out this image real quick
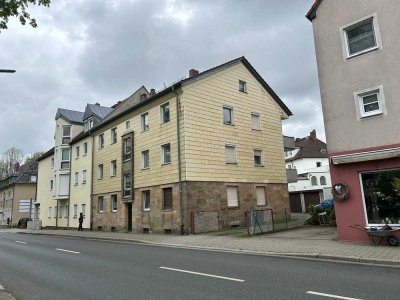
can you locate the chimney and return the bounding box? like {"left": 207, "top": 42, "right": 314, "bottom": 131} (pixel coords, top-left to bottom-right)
{"left": 111, "top": 101, "right": 122, "bottom": 109}
{"left": 95, "top": 102, "right": 100, "bottom": 106}
{"left": 310, "top": 129, "right": 317, "bottom": 140}
{"left": 189, "top": 69, "right": 199, "bottom": 78}
{"left": 140, "top": 94, "right": 148, "bottom": 101}
{"left": 150, "top": 89, "right": 156, "bottom": 96}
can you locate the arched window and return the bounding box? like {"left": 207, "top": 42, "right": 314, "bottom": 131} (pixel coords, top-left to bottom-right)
{"left": 311, "top": 176, "right": 318, "bottom": 186}
{"left": 320, "top": 176, "right": 327, "bottom": 185}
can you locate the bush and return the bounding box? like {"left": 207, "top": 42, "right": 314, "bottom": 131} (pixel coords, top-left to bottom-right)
{"left": 305, "top": 205, "right": 336, "bottom": 226}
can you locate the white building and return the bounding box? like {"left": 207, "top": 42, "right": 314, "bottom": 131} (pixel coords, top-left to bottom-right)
{"left": 285, "top": 130, "right": 332, "bottom": 213}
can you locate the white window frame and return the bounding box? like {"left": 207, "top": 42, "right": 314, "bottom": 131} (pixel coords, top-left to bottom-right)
{"left": 82, "top": 170, "right": 87, "bottom": 184}
{"left": 251, "top": 113, "right": 261, "bottom": 130}
{"left": 111, "top": 127, "right": 117, "bottom": 144}
{"left": 59, "top": 206, "right": 63, "bottom": 218}
{"left": 141, "top": 112, "right": 149, "bottom": 132}
{"left": 110, "top": 160, "right": 117, "bottom": 177}
{"left": 123, "top": 174, "right": 132, "bottom": 198}
{"left": 60, "top": 148, "right": 70, "bottom": 170}
{"left": 111, "top": 195, "right": 118, "bottom": 212}
{"left": 161, "top": 143, "right": 171, "bottom": 165}
{"left": 143, "top": 190, "right": 150, "bottom": 211}
{"left": 98, "top": 196, "right": 104, "bottom": 213}
{"left": 123, "top": 137, "right": 132, "bottom": 161}
{"left": 50, "top": 179, "right": 53, "bottom": 190}
{"left": 53, "top": 206, "right": 57, "bottom": 218}
{"left": 256, "top": 186, "right": 267, "bottom": 206}
{"left": 253, "top": 148, "right": 264, "bottom": 166}
{"left": 81, "top": 204, "right": 86, "bottom": 218}
{"left": 340, "top": 13, "right": 382, "bottom": 60}
{"left": 73, "top": 204, "right": 78, "bottom": 218}
{"left": 74, "top": 172, "right": 79, "bottom": 186}
{"left": 353, "top": 85, "right": 386, "bottom": 119}
{"left": 223, "top": 106, "right": 234, "bottom": 125}
{"left": 48, "top": 207, "right": 52, "bottom": 218}
{"left": 76, "top": 146, "right": 80, "bottom": 158}
{"left": 239, "top": 80, "right": 247, "bottom": 93}
{"left": 142, "top": 149, "right": 150, "bottom": 169}
{"left": 83, "top": 142, "right": 88, "bottom": 155}
{"left": 160, "top": 102, "right": 170, "bottom": 124}
{"left": 98, "top": 164, "right": 103, "bottom": 180}
{"left": 126, "top": 121, "right": 130, "bottom": 129}
{"left": 227, "top": 186, "right": 239, "bottom": 208}
{"left": 98, "top": 134, "right": 104, "bottom": 149}
{"left": 61, "top": 125, "right": 71, "bottom": 145}
{"left": 225, "top": 144, "right": 237, "bottom": 164}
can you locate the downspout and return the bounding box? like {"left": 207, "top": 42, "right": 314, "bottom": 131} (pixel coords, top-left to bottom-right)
{"left": 67, "top": 145, "right": 72, "bottom": 230}
{"left": 56, "top": 200, "right": 58, "bottom": 229}
{"left": 90, "top": 135, "right": 94, "bottom": 231}
{"left": 172, "top": 85, "right": 184, "bottom": 235}
{"left": 11, "top": 185, "right": 15, "bottom": 227}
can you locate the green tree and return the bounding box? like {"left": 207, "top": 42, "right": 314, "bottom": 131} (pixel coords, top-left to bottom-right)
{"left": 25, "top": 151, "right": 43, "bottom": 164}
{"left": 0, "top": 0, "right": 51, "bottom": 32}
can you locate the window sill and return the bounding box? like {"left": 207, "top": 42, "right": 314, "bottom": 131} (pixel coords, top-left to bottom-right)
{"left": 98, "top": 178, "right": 103, "bottom": 180}
{"left": 223, "top": 123, "right": 235, "bottom": 126}
{"left": 162, "top": 209, "right": 173, "bottom": 212}
{"left": 141, "top": 167, "right": 150, "bottom": 171}
{"left": 75, "top": 157, "right": 79, "bottom": 160}
{"left": 83, "top": 154, "right": 87, "bottom": 157}
{"left": 239, "top": 90, "right": 247, "bottom": 94}
{"left": 360, "top": 111, "right": 383, "bottom": 119}
{"left": 111, "top": 210, "right": 118, "bottom": 213}
{"left": 226, "top": 162, "right": 238, "bottom": 165}
{"left": 82, "top": 182, "right": 86, "bottom": 184}
{"left": 143, "top": 209, "right": 151, "bottom": 212}
{"left": 123, "top": 158, "right": 132, "bottom": 163}
{"left": 161, "top": 162, "right": 171, "bottom": 166}
{"left": 110, "top": 175, "right": 116, "bottom": 177}
{"left": 228, "top": 206, "right": 240, "bottom": 210}
{"left": 254, "top": 164, "right": 264, "bottom": 167}
{"left": 346, "top": 46, "right": 379, "bottom": 60}
{"left": 161, "top": 121, "right": 170, "bottom": 125}
{"left": 251, "top": 128, "right": 261, "bottom": 131}
{"left": 74, "top": 184, "right": 78, "bottom": 186}
{"left": 98, "top": 211, "right": 103, "bottom": 214}
{"left": 110, "top": 142, "right": 117, "bottom": 145}
{"left": 73, "top": 216, "right": 77, "bottom": 219}
{"left": 141, "top": 129, "right": 149, "bottom": 133}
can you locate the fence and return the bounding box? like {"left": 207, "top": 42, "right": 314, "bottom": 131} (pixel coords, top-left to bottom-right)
{"left": 191, "top": 210, "right": 220, "bottom": 234}
{"left": 245, "top": 208, "right": 274, "bottom": 235}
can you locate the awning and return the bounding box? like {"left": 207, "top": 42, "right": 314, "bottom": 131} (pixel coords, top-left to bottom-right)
{"left": 331, "top": 147, "right": 400, "bottom": 165}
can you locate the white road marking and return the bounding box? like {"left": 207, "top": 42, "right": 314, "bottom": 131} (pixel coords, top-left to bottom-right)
{"left": 56, "top": 248, "right": 80, "bottom": 254}
{"left": 307, "top": 291, "right": 364, "bottom": 300}
{"left": 159, "top": 266, "right": 245, "bottom": 282}
{"left": 15, "top": 241, "right": 26, "bottom": 244}
{"left": 0, "top": 284, "right": 4, "bottom": 290}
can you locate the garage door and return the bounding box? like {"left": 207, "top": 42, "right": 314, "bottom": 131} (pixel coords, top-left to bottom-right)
{"left": 304, "top": 192, "right": 321, "bottom": 210}
{"left": 289, "top": 193, "right": 302, "bottom": 213}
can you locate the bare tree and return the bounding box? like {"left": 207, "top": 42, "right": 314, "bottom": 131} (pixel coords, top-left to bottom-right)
{"left": 25, "top": 151, "right": 43, "bottom": 163}
{"left": 0, "top": 146, "right": 25, "bottom": 179}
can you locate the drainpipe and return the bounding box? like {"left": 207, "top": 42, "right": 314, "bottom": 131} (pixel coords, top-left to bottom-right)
{"left": 11, "top": 185, "right": 15, "bottom": 227}
{"left": 67, "top": 145, "right": 72, "bottom": 230}
{"left": 90, "top": 135, "right": 94, "bottom": 231}
{"left": 56, "top": 199, "right": 58, "bottom": 229}
{"left": 172, "top": 85, "right": 184, "bottom": 235}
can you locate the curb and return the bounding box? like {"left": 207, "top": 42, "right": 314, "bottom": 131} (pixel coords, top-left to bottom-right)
{"left": 19, "top": 231, "right": 400, "bottom": 268}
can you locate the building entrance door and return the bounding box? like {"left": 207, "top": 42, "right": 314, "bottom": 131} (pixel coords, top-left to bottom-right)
{"left": 127, "top": 203, "right": 132, "bottom": 232}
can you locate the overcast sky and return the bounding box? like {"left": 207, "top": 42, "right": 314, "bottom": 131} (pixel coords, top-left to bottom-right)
{"left": 0, "top": 0, "right": 323, "bottom": 156}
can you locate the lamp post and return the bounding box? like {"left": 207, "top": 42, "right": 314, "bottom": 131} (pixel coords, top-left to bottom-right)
{"left": 0, "top": 69, "right": 16, "bottom": 73}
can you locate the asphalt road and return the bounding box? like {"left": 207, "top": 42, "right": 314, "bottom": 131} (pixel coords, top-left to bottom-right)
{"left": 0, "top": 232, "right": 399, "bottom": 300}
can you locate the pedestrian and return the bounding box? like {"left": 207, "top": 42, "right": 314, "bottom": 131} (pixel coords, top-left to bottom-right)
{"left": 78, "top": 213, "right": 83, "bottom": 231}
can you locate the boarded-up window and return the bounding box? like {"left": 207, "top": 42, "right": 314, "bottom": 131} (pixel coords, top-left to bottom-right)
{"left": 19, "top": 199, "right": 30, "bottom": 213}
{"left": 256, "top": 187, "right": 267, "bottom": 206}
{"left": 163, "top": 187, "right": 173, "bottom": 210}
{"left": 225, "top": 145, "right": 236, "bottom": 164}
{"left": 227, "top": 186, "right": 239, "bottom": 207}
{"left": 251, "top": 113, "right": 260, "bottom": 130}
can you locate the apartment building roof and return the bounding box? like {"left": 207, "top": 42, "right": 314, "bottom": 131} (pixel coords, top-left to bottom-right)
{"left": 69, "top": 130, "right": 90, "bottom": 145}
{"left": 83, "top": 103, "right": 114, "bottom": 121}
{"left": 286, "top": 130, "right": 327, "bottom": 162}
{"left": 0, "top": 160, "right": 38, "bottom": 189}
{"left": 37, "top": 147, "right": 54, "bottom": 162}
{"left": 55, "top": 108, "right": 84, "bottom": 125}
{"left": 92, "top": 56, "right": 292, "bottom": 132}
{"left": 306, "top": 0, "right": 322, "bottom": 21}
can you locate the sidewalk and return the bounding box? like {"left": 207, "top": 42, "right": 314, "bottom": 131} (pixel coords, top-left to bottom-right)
{"left": 10, "top": 226, "right": 400, "bottom": 266}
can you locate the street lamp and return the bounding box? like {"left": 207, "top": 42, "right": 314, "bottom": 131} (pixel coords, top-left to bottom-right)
{"left": 0, "top": 69, "right": 16, "bottom": 73}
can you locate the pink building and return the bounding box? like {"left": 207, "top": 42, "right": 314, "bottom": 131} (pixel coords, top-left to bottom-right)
{"left": 307, "top": 0, "right": 400, "bottom": 241}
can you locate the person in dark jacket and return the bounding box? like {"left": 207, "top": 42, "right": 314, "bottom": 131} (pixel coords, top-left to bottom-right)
{"left": 78, "top": 213, "right": 83, "bottom": 231}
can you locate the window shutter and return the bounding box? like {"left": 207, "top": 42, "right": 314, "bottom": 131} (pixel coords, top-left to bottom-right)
{"left": 256, "top": 187, "right": 266, "bottom": 206}
{"left": 227, "top": 186, "right": 238, "bottom": 207}
{"left": 251, "top": 114, "right": 260, "bottom": 129}
{"left": 225, "top": 146, "right": 236, "bottom": 163}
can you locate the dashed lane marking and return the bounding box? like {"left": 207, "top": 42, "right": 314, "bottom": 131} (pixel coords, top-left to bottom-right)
{"left": 55, "top": 248, "right": 80, "bottom": 254}
{"left": 307, "top": 291, "right": 364, "bottom": 300}
{"left": 159, "top": 266, "right": 245, "bottom": 282}
{"left": 15, "top": 241, "right": 26, "bottom": 244}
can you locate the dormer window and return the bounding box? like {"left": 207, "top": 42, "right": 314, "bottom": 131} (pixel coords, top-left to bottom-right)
{"left": 84, "top": 117, "right": 94, "bottom": 132}
{"left": 62, "top": 126, "right": 71, "bottom": 144}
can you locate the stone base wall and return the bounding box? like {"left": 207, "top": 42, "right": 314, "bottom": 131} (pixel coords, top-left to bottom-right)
{"left": 91, "top": 181, "right": 289, "bottom": 234}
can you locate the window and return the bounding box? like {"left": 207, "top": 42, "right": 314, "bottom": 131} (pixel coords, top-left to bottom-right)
{"left": 111, "top": 127, "right": 117, "bottom": 144}
{"left": 110, "top": 160, "right": 117, "bottom": 177}
{"left": 51, "top": 157, "right": 54, "bottom": 168}
{"left": 18, "top": 199, "right": 30, "bottom": 213}
{"left": 30, "top": 175, "right": 37, "bottom": 182}
{"left": 82, "top": 170, "right": 87, "bottom": 184}
{"left": 163, "top": 187, "right": 173, "bottom": 210}
{"left": 62, "top": 126, "right": 71, "bottom": 144}
{"left": 355, "top": 87, "right": 385, "bottom": 118}
{"left": 48, "top": 207, "right": 52, "bottom": 218}
{"left": 54, "top": 206, "right": 57, "bottom": 218}
{"left": 123, "top": 174, "right": 132, "bottom": 197}
{"left": 126, "top": 121, "right": 130, "bottom": 129}
{"left": 111, "top": 195, "right": 118, "bottom": 212}
{"left": 98, "top": 196, "right": 104, "bottom": 213}
{"left": 81, "top": 204, "right": 86, "bottom": 218}
{"left": 225, "top": 144, "right": 237, "bottom": 164}
{"left": 320, "top": 176, "right": 327, "bottom": 186}
{"left": 50, "top": 179, "right": 53, "bottom": 190}
{"left": 143, "top": 191, "right": 150, "bottom": 211}
{"left": 73, "top": 204, "right": 77, "bottom": 218}
{"left": 344, "top": 17, "right": 377, "bottom": 57}
{"left": 316, "top": 162, "right": 322, "bottom": 167}
{"left": 251, "top": 113, "right": 261, "bottom": 130}
{"left": 160, "top": 102, "right": 170, "bottom": 124}
{"left": 65, "top": 205, "right": 69, "bottom": 219}
{"left": 84, "top": 117, "right": 93, "bottom": 131}
{"left": 141, "top": 112, "right": 149, "bottom": 131}
{"left": 256, "top": 187, "right": 267, "bottom": 206}
{"left": 239, "top": 80, "right": 247, "bottom": 92}
{"left": 223, "top": 106, "right": 233, "bottom": 125}
{"left": 142, "top": 150, "right": 149, "bottom": 169}
{"left": 98, "top": 134, "right": 104, "bottom": 149}
{"left": 227, "top": 186, "right": 239, "bottom": 208}
{"left": 123, "top": 137, "right": 132, "bottom": 161}
{"left": 74, "top": 172, "right": 79, "bottom": 185}
{"left": 59, "top": 206, "right": 63, "bottom": 218}
{"left": 254, "top": 149, "right": 263, "bottom": 166}
{"left": 161, "top": 143, "right": 171, "bottom": 164}
{"left": 83, "top": 142, "right": 88, "bottom": 155}
{"left": 98, "top": 164, "right": 103, "bottom": 179}
{"left": 361, "top": 169, "right": 400, "bottom": 225}
{"left": 76, "top": 146, "right": 80, "bottom": 158}
{"left": 61, "top": 148, "right": 70, "bottom": 170}
{"left": 311, "top": 176, "right": 318, "bottom": 186}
